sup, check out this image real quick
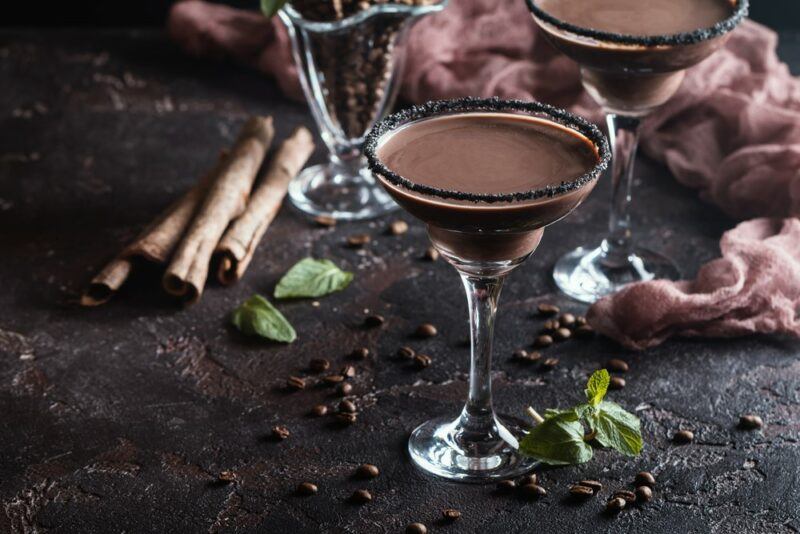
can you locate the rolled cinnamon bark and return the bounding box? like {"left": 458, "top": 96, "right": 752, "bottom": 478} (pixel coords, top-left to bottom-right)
{"left": 163, "top": 116, "right": 275, "bottom": 304}
{"left": 215, "top": 126, "right": 315, "bottom": 285}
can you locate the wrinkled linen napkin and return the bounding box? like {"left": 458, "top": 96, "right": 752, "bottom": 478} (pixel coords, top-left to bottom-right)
{"left": 168, "top": 0, "right": 800, "bottom": 349}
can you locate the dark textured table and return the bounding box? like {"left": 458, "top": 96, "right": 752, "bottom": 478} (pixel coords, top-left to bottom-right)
{"left": 1, "top": 29, "right": 799, "bottom": 534}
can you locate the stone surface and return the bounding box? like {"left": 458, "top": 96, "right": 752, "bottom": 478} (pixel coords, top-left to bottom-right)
{"left": 0, "top": 29, "right": 799, "bottom": 533}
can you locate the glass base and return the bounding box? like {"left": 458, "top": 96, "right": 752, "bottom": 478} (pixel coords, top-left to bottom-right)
{"left": 288, "top": 162, "right": 397, "bottom": 221}
{"left": 553, "top": 244, "right": 680, "bottom": 303}
{"left": 408, "top": 414, "right": 537, "bottom": 483}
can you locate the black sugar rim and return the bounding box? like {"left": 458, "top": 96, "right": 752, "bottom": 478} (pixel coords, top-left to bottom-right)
{"left": 364, "top": 97, "right": 610, "bottom": 204}
{"left": 525, "top": 0, "right": 748, "bottom": 47}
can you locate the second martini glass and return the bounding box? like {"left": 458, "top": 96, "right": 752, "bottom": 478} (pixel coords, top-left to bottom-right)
{"left": 527, "top": 0, "right": 748, "bottom": 302}
{"left": 365, "top": 98, "right": 610, "bottom": 481}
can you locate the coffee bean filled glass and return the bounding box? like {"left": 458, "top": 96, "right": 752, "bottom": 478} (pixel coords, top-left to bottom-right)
{"left": 365, "top": 98, "right": 610, "bottom": 481}
{"left": 279, "top": 0, "right": 446, "bottom": 221}
{"left": 526, "top": 0, "right": 748, "bottom": 302}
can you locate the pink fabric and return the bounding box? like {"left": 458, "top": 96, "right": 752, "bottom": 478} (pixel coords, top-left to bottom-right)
{"left": 168, "top": 0, "right": 800, "bottom": 349}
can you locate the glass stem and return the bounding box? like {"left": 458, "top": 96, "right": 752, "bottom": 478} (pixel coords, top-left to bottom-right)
{"left": 601, "top": 113, "right": 641, "bottom": 268}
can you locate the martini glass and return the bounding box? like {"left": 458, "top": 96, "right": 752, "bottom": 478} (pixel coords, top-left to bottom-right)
{"left": 527, "top": 0, "right": 749, "bottom": 302}
{"left": 364, "top": 98, "right": 610, "bottom": 482}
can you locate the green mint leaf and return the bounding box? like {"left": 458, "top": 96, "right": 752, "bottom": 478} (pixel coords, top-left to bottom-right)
{"left": 544, "top": 407, "right": 579, "bottom": 421}
{"left": 260, "top": 0, "right": 289, "bottom": 18}
{"left": 592, "top": 401, "right": 643, "bottom": 457}
{"left": 519, "top": 413, "right": 594, "bottom": 466}
{"left": 231, "top": 294, "right": 296, "bottom": 343}
{"left": 274, "top": 258, "right": 353, "bottom": 299}
{"left": 585, "top": 369, "right": 610, "bottom": 407}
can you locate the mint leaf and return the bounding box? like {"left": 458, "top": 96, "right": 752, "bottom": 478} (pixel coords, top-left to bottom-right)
{"left": 231, "top": 295, "right": 296, "bottom": 343}
{"left": 585, "top": 369, "right": 610, "bottom": 407}
{"left": 274, "top": 258, "right": 353, "bottom": 299}
{"left": 261, "top": 0, "right": 288, "bottom": 18}
{"left": 519, "top": 413, "right": 594, "bottom": 466}
{"left": 592, "top": 401, "right": 643, "bottom": 457}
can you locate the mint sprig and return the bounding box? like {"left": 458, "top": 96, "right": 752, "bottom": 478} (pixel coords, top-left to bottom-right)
{"left": 231, "top": 294, "right": 296, "bottom": 343}
{"left": 274, "top": 258, "right": 353, "bottom": 299}
{"left": 519, "top": 369, "right": 643, "bottom": 465}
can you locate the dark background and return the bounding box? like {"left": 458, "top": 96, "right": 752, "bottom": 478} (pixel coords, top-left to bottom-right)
{"left": 3, "top": 0, "right": 800, "bottom": 28}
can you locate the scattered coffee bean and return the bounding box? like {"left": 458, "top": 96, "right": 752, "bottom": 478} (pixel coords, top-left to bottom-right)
{"left": 673, "top": 429, "right": 694, "bottom": 444}
{"left": 609, "top": 376, "right": 626, "bottom": 390}
{"left": 356, "top": 464, "right": 380, "bottom": 479}
{"left": 337, "top": 383, "right": 353, "bottom": 396}
{"left": 534, "top": 334, "right": 553, "bottom": 348}
{"left": 569, "top": 484, "right": 595, "bottom": 498}
{"left": 297, "top": 482, "right": 318, "bottom": 496}
{"left": 497, "top": 479, "right": 517, "bottom": 492}
{"left": 339, "top": 399, "right": 357, "bottom": 413}
{"left": 559, "top": 313, "right": 576, "bottom": 327}
{"left": 513, "top": 349, "right": 542, "bottom": 363}
{"left": 538, "top": 303, "right": 559, "bottom": 316}
{"left": 542, "top": 319, "right": 560, "bottom": 332}
{"left": 323, "top": 374, "right": 345, "bottom": 385}
{"left": 606, "top": 496, "right": 626, "bottom": 513}
{"left": 513, "top": 348, "right": 529, "bottom": 360}
{"left": 606, "top": 358, "right": 629, "bottom": 373}
{"left": 416, "top": 323, "right": 438, "bottom": 338}
{"left": 520, "top": 483, "right": 547, "bottom": 500}
{"left": 575, "top": 325, "right": 595, "bottom": 338}
{"left": 311, "top": 404, "right": 328, "bottom": 417}
{"left": 351, "top": 347, "right": 370, "bottom": 360}
{"left": 336, "top": 412, "right": 357, "bottom": 425}
{"left": 554, "top": 327, "right": 572, "bottom": 341}
{"left": 351, "top": 489, "right": 372, "bottom": 504}
{"left": 541, "top": 357, "right": 559, "bottom": 370}
{"left": 634, "top": 471, "right": 656, "bottom": 487}
{"left": 389, "top": 220, "right": 408, "bottom": 235}
{"left": 341, "top": 365, "right": 357, "bottom": 378}
{"left": 364, "top": 314, "right": 385, "bottom": 328}
{"left": 272, "top": 425, "right": 290, "bottom": 440}
{"left": 406, "top": 523, "right": 427, "bottom": 534}
{"left": 414, "top": 354, "right": 432, "bottom": 369}
{"left": 286, "top": 376, "right": 306, "bottom": 391}
{"left": 635, "top": 485, "right": 653, "bottom": 503}
{"left": 575, "top": 316, "right": 588, "bottom": 326}
{"left": 397, "top": 346, "right": 415, "bottom": 359}
{"left": 309, "top": 358, "right": 330, "bottom": 373}
{"left": 347, "top": 233, "right": 371, "bottom": 247}
{"left": 442, "top": 508, "right": 461, "bottom": 520}
{"left": 520, "top": 473, "right": 538, "bottom": 486}
{"left": 313, "top": 215, "right": 336, "bottom": 227}
{"left": 218, "top": 470, "right": 236, "bottom": 483}
{"left": 739, "top": 414, "right": 764, "bottom": 430}
{"left": 423, "top": 246, "right": 439, "bottom": 261}
{"left": 613, "top": 490, "right": 636, "bottom": 503}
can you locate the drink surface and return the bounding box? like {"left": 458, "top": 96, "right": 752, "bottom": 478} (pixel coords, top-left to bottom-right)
{"left": 376, "top": 113, "right": 599, "bottom": 200}
{"left": 535, "top": 0, "right": 734, "bottom": 36}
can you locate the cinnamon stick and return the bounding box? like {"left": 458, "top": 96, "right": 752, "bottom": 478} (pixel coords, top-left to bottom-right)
{"left": 163, "top": 116, "right": 274, "bottom": 304}
{"left": 215, "top": 126, "right": 315, "bottom": 285}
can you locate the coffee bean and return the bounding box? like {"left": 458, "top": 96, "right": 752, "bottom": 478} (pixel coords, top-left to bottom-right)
{"left": 309, "top": 358, "right": 330, "bottom": 373}
{"left": 347, "top": 233, "right": 371, "bottom": 247}
{"left": 613, "top": 490, "right": 636, "bottom": 503}
{"left": 609, "top": 376, "right": 626, "bottom": 390}
{"left": 739, "top": 414, "right": 764, "bottom": 430}
{"left": 442, "top": 508, "right": 461, "bottom": 520}
{"left": 554, "top": 327, "right": 572, "bottom": 341}
{"left": 351, "top": 347, "right": 370, "bottom": 360}
{"left": 541, "top": 357, "right": 559, "bottom": 370}
{"left": 416, "top": 323, "right": 437, "bottom": 338}
{"left": 513, "top": 348, "right": 529, "bottom": 360}
{"left": 336, "top": 412, "right": 357, "bottom": 425}
{"left": 559, "top": 313, "right": 576, "bottom": 327}
{"left": 286, "top": 376, "right": 306, "bottom": 391}
{"left": 406, "top": 523, "right": 427, "bottom": 534}
{"left": 389, "top": 220, "right": 408, "bottom": 235}
{"left": 541, "top": 319, "right": 559, "bottom": 332}
{"left": 297, "top": 482, "right": 318, "bottom": 496}
{"left": 323, "top": 374, "right": 345, "bottom": 385}
{"left": 606, "top": 496, "right": 626, "bottom": 513}
{"left": 397, "top": 346, "right": 415, "bottom": 359}
{"left": 414, "top": 354, "right": 432, "bottom": 369}
{"left": 218, "top": 470, "right": 236, "bottom": 483}
{"left": 351, "top": 489, "right": 372, "bottom": 504}
{"left": 313, "top": 215, "right": 336, "bottom": 227}
{"left": 311, "top": 404, "right": 328, "bottom": 417}
{"left": 341, "top": 365, "right": 357, "bottom": 378}
{"left": 673, "top": 429, "right": 694, "bottom": 444}
{"left": 569, "top": 484, "right": 594, "bottom": 498}
{"left": 634, "top": 471, "right": 656, "bottom": 487}
{"left": 520, "top": 483, "right": 547, "bottom": 500}
{"left": 575, "top": 325, "right": 595, "bottom": 338}
{"left": 579, "top": 480, "right": 603, "bottom": 493}
{"left": 272, "top": 425, "right": 290, "bottom": 440}
{"left": 635, "top": 485, "right": 653, "bottom": 503}
{"left": 513, "top": 349, "right": 541, "bottom": 363}
{"left": 520, "top": 473, "right": 538, "bottom": 486}
{"left": 537, "top": 303, "right": 559, "bottom": 316}
{"left": 423, "top": 246, "right": 439, "bottom": 261}
{"left": 364, "top": 314, "right": 385, "bottom": 328}
{"left": 575, "top": 315, "right": 588, "bottom": 326}
{"left": 497, "top": 479, "right": 516, "bottom": 492}
{"left": 534, "top": 335, "right": 553, "bottom": 348}
{"left": 339, "top": 399, "right": 357, "bottom": 413}
{"left": 338, "top": 383, "right": 353, "bottom": 396}
{"left": 356, "top": 464, "right": 379, "bottom": 479}
{"left": 606, "top": 358, "right": 629, "bottom": 373}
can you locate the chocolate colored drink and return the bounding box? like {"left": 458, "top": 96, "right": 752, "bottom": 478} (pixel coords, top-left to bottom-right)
{"left": 530, "top": 0, "right": 739, "bottom": 114}
{"left": 375, "top": 113, "right": 601, "bottom": 262}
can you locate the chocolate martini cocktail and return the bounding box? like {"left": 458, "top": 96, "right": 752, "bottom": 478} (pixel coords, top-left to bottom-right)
{"left": 365, "top": 99, "right": 609, "bottom": 481}
{"left": 527, "top": 0, "right": 748, "bottom": 302}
